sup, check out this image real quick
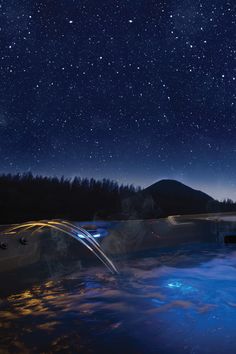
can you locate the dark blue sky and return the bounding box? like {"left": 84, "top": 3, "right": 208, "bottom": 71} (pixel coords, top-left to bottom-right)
{"left": 0, "top": 0, "right": 235, "bottom": 200}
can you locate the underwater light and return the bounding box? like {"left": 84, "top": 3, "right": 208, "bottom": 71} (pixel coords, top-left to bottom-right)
{"left": 166, "top": 280, "right": 196, "bottom": 293}
{"left": 167, "top": 281, "right": 182, "bottom": 288}
{"left": 77, "top": 227, "right": 108, "bottom": 239}
{"left": 78, "top": 233, "right": 101, "bottom": 239}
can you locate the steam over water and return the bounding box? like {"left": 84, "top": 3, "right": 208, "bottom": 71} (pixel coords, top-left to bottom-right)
{"left": 1, "top": 244, "right": 236, "bottom": 353}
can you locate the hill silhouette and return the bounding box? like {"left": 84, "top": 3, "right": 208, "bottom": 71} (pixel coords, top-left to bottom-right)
{"left": 144, "top": 179, "right": 213, "bottom": 216}
{"left": 0, "top": 174, "right": 235, "bottom": 224}
{"left": 121, "top": 179, "right": 236, "bottom": 219}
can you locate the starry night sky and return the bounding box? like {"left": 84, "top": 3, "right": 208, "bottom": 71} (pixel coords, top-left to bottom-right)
{"left": 0, "top": 0, "right": 235, "bottom": 200}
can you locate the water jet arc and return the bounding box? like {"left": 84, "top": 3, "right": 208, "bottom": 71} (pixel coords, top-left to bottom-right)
{"left": 5, "top": 220, "right": 119, "bottom": 274}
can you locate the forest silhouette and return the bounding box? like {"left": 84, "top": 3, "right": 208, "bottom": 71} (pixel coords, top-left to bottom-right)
{"left": 0, "top": 173, "right": 139, "bottom": 224}
{"left": 0, "top": 173, "right": 236, "bottom": 224}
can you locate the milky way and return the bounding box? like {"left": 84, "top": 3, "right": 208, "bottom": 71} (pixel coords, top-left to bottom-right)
{"left": 0, "top": 1, "right": 235, "bottom": 199}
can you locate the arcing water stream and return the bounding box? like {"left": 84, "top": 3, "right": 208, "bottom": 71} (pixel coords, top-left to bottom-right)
{"left": 5, "top": 220, "right": 119, "bottom": 274}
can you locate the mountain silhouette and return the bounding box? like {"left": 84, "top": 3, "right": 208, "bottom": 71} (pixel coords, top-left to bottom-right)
{"left": 122, "top": 179, "right": 214, "bottom": 218}
{"left": 0, "top": 174, "right": 235, "bottom": 224}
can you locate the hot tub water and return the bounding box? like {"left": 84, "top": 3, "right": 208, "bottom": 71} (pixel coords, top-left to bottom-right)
{"left": 1, "top": 243, "right": 236, "bottom": 353}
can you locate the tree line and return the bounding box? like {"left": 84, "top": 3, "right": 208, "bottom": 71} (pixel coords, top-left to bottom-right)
{"left": 1, "top": 173, "right": 236, "bottom": 225}
{"left": 0, "top": 173, "right": 140, "bottom": 224}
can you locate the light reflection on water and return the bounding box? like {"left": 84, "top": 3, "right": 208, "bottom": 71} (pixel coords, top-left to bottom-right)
{"left": 2, "top": 245, "right": 236, "bottom": 353}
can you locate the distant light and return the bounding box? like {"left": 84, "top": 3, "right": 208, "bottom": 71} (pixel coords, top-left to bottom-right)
{"left": 69, "top": 20, "right": 73, "bottom": 24}
{"left": 128, "top": 19, "right": 133, "bottom": 23}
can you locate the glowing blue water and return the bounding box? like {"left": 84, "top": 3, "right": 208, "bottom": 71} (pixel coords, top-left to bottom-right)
{"left": 1, "top": 244, "right": 236, "bottom": 353}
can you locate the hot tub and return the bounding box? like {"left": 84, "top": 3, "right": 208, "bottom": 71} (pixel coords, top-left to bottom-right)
{"left": 1, "top": 213, "right": 236, "bottom": 353}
